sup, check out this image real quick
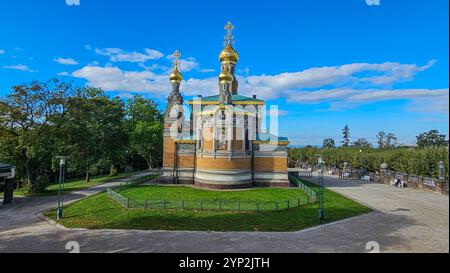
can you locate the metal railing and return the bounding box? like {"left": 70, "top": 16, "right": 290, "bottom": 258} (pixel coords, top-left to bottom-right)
{"left": 106, "top": 188, "right": 310, "bottom": 212}
{"left": 115, "top": 171, "right": 161, "bottom": 189}
{"left": 288, "top": 175, "right": 318, "bottom": 203}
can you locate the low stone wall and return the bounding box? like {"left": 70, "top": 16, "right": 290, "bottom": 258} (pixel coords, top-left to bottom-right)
{"left": 375, "top": 170, "right": 448, "bottom": 195}
{"left": 294, "top": 163, "right": 448, "bottom": 195}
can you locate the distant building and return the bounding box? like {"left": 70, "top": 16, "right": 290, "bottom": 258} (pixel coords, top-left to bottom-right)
{"left": 161, "top": 22, "right": 290, "bottom": 189}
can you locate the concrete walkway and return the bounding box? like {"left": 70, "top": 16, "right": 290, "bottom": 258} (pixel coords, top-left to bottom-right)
{"left": 0, "top": 173, "right": 448, "bottom": 253}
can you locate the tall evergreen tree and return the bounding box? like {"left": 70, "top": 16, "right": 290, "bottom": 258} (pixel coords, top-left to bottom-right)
{"left": 341, "top": 125, "right": 350, "bottom": 147}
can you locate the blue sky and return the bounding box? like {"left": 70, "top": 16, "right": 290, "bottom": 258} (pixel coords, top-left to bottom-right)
{"left": 0, "top": 0, "right": 448, "bottom": 146}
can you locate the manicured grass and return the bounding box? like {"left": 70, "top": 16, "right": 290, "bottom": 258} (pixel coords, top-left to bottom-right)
{"left": 14, "top": 172, "right": 139, "bottom": 197}
{"left": 118, "top": 185, "right": 308, "bottom": 211}
{"left": 44, "top": 182, "right": 372, "bottom": 231}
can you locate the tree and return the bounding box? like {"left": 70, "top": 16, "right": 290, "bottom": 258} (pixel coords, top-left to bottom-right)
{"left": 341, "top": 125, "right": 350, "bottom": 147}
{"left": 352, "top": 138, "right": 372, "bottom": 148}
{"left": 60, "top": 87, "right": 127, "bottom": 182}
{"left": 376, "top": 131, "right": 397, "bottom": 148}
{"left": 0, "top": 79, "right": 71, "bottom": 193}
{"left": 322, "top": 138, "right": 336, "bottom": 148}
{"left": 376, "top": 131, "right": 386, "bottom": 148}
{"left": 385, "top": 133, "right": 397, "bottom": 148}
{"left": 126, "top": 96, "right": 164, "bottom": 170}
{"left": 416, "top": 130, "right": 447, "bottom": 147}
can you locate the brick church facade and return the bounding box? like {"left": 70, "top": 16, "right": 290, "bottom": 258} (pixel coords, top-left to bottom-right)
{"left": 161, "top": 22, "right": 290, "bottom": 189}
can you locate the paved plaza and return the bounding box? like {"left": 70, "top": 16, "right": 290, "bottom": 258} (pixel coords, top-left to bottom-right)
{"left": 0, "top": 173, "right": 448, "bottom": 253}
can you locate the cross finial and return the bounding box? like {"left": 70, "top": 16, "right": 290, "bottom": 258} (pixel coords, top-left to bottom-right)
{"left": 172, "top": 49, "right": 181, "bottom": 69}
{"left": 224, "top": 21, "right": 235, "bottom": 46}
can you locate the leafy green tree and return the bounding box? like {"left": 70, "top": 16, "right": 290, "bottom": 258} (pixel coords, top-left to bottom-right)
{"left": 0, "top": 79, "right": 72, "bottom": 193}
{"left": 385, "top": 133, "right": 397, "bottom": 148}
{"left": 352, "top": 138, "right": 372, "bottom": 148}
{"left": 416, "top": 130, "right": 447, "bottom": 147}
{"left": 60, "top": 87, "right": 127, "bottom": 182}
{"left": 376, "top": 131, "right": 397, "bottom": 148}
{"left": 341, "top": 125, "right": 350, "bottom": 147}
{"left": 376, "top": 131, "right": 386, "bottom": 148}
{"left": 126, "top": 95, "right": 163, "bottom": 170}
{"left": 322, "top": 138, "right": 336, "bottom": 148}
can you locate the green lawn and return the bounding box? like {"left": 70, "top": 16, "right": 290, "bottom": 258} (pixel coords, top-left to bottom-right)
{"left": 44, "top": 181, "right": 372, "bottom": 231}
{"left": 118, "top": 185, "right": 308, "bottom": 211}
{"left": 14, "top": 172, "right": 139, "bottom": 196}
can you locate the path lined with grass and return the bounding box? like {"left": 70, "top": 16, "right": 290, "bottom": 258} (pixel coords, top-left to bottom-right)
{"left": 13, "top": 172, "right": 140, "bottom": 196}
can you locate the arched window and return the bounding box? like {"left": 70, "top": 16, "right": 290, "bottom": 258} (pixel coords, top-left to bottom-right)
{"left": 245, "top": 128, "right": 249, "bottom": 151}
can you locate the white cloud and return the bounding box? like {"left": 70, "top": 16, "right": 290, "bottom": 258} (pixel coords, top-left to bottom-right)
{"left": 70, "top": 60, "right": 447, "bottom": 114}
{"left": 54, "top": 57, "right": 79, "bottom": 65}
{"left": 198, "top": 68, "right": 216, "bottom": 73}
{"left": 0, "top": 49, "right": 5, "bottom": 54}
{"left": 235, "top": 60, "right": 437, "bottom": 100}
{"left": 3, "top": 64, "right": 37, "bottom": 72}
{"left": 57, "top": 72, "right": 69, "bottom": 76}
{"left": 95, "top": 47, "right": 164, "bottom": 63}
{"left": 284, "top": 88, "right": 449, "bottom": 114}
{"left": 166, "top": 55, "right": 199, "bottom": 72}
{"left": 139, "top": 63, "right": 169, "bottom": 72}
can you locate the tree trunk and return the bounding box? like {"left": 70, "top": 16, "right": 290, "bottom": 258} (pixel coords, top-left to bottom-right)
{"left": 147, "top": 156, "right": 152, "bottom": 170}
{"left": 23, "top": 150, "right": 38, "bottom": 194}
{"left": 85, "top": 169, "right": 90, "bottom": 182}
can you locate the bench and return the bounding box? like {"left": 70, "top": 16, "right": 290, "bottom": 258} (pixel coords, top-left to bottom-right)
{"left": 361, "top": 175, "right": 370, "bottom": 182}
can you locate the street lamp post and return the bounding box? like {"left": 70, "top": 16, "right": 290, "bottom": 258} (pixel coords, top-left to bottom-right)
{"left": 439, "top": 160, "right": 445, "bottom": 182}
{"left": 317, "top": 155, "right": 324, "bottom": 222}
{"left": 56, "top": 156, "right": 68, "bottom": 221}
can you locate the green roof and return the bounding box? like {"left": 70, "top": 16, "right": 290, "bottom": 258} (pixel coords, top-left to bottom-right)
{"left": 189, "top": 95, "right": 263, "bottom": 103}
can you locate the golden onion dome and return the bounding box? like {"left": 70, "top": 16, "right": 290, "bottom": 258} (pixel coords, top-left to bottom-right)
{"left": 169, "top": 67, "right": 182, "bottom": 83}
{"left": 219, "top": 44, "right": 239, "bottom": 64}
{"left": 218, "top": 69, "right": 233, "bottom": 84}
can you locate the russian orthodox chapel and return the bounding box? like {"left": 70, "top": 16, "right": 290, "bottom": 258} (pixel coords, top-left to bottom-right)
{"left": 161, "top": 22, "right": 289, "bottom": 189}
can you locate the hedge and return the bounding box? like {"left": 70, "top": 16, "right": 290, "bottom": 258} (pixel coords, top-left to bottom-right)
{"left": 288, "top": 146, "right": 449, "bottom": 180}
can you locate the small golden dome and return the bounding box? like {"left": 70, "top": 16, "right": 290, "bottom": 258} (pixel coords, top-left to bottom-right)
{"left": 218, "top": 69, "right": 233, "bottom": 84}
{"left": 219, "top": 44, "right": 239, "bottom": 64}
{"left": 169, "top": 67, "right": 182, "bottom": 82}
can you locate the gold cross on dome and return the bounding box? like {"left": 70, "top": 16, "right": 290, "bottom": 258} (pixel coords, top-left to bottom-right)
{"left": 225, "top": 21, "right": 234, "bottom": 33}
{"left": 172, "top": 50, "right": 181, "bottom": 68}
{"left": 224, "top": 21, "right": 235, "bottom": 45}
